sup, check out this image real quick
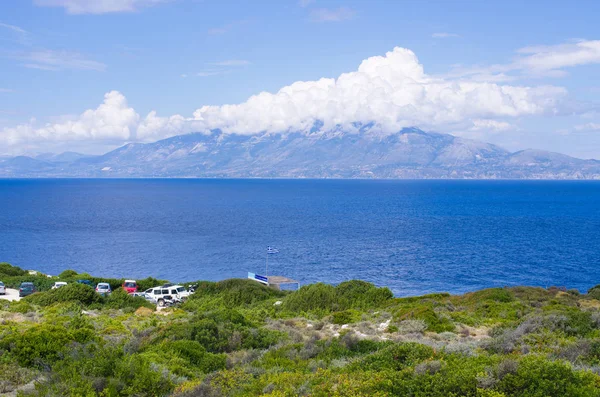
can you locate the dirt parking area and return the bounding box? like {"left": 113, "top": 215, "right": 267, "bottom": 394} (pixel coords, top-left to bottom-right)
{"left": 0, "top": 288, "right": 21, "bottom": 302}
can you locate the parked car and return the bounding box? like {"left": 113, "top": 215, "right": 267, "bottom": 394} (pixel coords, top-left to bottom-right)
{"left": 129, "top": 292, "right": 155, "bottom": 303}
{"left": 77, "top": 279, "right": 93, "bottom": 286}
{"left": 51, "top": 282, "right": 68, "bottom": 289}
{"left": 0, "top": 281, "right": 5, "bottom": 295}
{"left": 122, "top": 279, "right": 138, "bottom": 293}
{"left": 144, "top": 285, "right": 189, "bottom": 307}
{"left": 19, "top": 282, "right": 36, "bottom": 297}
{"left": 95, "top": 283, "right": 112, "bottom": 296}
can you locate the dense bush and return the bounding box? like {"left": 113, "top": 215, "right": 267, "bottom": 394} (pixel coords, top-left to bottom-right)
{"left": 282, "top": 280, "right": 393, "bottom": 313}
{"left": 350, "top": 342, "right": 434, "bottom": 371}
{"left": 0, "top": 262, "right": 27, "bottom": 277}
{"left": 58, "top": 269, "right": 78, "bottom": 278}
{"left": 496, "top": 356, "right": 600, "bottom": 396}
{"left": 103, "top": 288, "right": 154, "bottom": 310}
{"left": 0, "top": 324, "right": 82, "bottom": 368}
{"left": 25, "top": 282, "right": 101, "bottom": 306}
{"left": 2, "top": 270, "right": 600, "bottom": 397}
{"left": 185, "top": 278, "right": 286, "bottom": 310}
{"left": 587, "top": 284, "right": 600, "bottom": 300}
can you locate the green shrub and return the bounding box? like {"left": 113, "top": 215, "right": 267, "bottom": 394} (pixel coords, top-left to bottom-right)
{"left": 283, "top": 283, "right": 337, "bottom": 312}
{"left": 282, "top": 281, "right": 392, "bottom": 313}
{"left": 587, "top": 285, "right": 600, "bottom": 301}
{"left": 496, "top": 356, "right": 600, "bottom": 397}
{"left": 8, "top": 300, "right": 35, "bottom": 313}
{"left": 185, "top": 279, "right": 285, "bottom": 311}
{"left": 58, "top": 269, "right": 78, "bottom": 279}
{"left": 161, "top": 340, "right": 226, "bottom": 373}
{"left": 25, "top": 282, "right": 101, "bottom": 307}
{"left": 331, "top": 310, "right": 360, "bottom": 325}
{"left": 1, "top": 324, "right": 74, "bottom": 367}
{"left": 103, "top": 288, "right": 153, "bottom": 310}
{"left": 0, "top": 262, "right": 27, "bottom": 277}
{"left": 137, "top": 277, "right": 168, "bottom": 292}
{"left": 335, "top": 280, "right": 394, "bottom": 309}
{"left": 350, "top": 342, "right": 434, "bottom": 371}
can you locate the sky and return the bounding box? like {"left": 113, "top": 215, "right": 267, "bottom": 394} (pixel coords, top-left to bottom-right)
{"left": 1, "top": 0, "right": 600, "bottom": 158}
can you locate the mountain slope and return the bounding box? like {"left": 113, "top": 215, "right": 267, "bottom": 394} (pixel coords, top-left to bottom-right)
{"left": 1, "top": 128, "right": 599, "bottom": 179}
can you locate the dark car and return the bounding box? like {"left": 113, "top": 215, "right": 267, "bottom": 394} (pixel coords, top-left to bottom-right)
{"left": 76, "top": 279, "right": 93, "bottom": 286}
{"left": 19, "top": 282, "right": 36, "bottom": 297}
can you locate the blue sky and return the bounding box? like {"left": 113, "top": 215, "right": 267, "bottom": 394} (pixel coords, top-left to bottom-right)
{"left": 1, "top": 0, "right": 600, "bottom": 158}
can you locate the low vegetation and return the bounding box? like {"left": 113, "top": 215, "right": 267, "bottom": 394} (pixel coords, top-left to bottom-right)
{"left": 1, "top": 262, "right": 600, "bottom": 396}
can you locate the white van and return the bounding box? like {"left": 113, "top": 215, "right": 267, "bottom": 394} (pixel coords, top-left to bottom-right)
{"left": 144, "top": 284, "right": 190, "bottom": 306}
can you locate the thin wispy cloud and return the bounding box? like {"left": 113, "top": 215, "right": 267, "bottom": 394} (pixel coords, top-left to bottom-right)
{"left": 574, "top": 122, "right": 600, "bottom": 132}
{"left": 14, "top": 50, "right": 106, "bottom": 72}
{"left": 310, "top": 7, "right": 355, "bottom": 22}
{"left": 184, "top": 59, "right": 250, "bottom": 78}
{"left": 446, "top": 40, "right": 600, "bottom": 82}
{"left": 0, "top": 88, "right": 14, "bottom": 93}
{"left": 298, "top": 0, "right": 316, "bottom": 7}
{"left": 432, "top": 32, "right": 459, "bottom": 38}
{"left": 0, "top": 22, "right": 31, "bottom": 45}
{"left": 33, "top": 0, "right": 169, "bottom": 15}
{"left": 210, "top": 60, "right": 250, "bottom": 66}
{"left": 0, "top": 22, "right": 27, "bottom": 35}
{"left": 196, "top": 70, "right": 227, "bottom": 77}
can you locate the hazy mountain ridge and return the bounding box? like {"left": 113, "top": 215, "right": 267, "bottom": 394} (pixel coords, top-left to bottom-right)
{"left": 1, "top": 128, "right": 599, "bottom": 179}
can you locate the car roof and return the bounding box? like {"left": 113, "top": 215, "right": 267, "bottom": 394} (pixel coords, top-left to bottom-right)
{"left": 124, "top": 279, "right": 136, "bottom": 283}
{"left": 97, "top": 283, "right": 110, "bottom": 286}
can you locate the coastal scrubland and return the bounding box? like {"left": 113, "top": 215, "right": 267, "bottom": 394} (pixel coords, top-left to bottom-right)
{"left": 1, "top": 262, "right": 600, "bottom": 396}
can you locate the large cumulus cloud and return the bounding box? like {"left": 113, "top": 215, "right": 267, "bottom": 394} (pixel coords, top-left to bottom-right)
{"left": 191, "top": 47, "right": 565, "bottom": 135}
{"left": 1, "top": 46, "right": 570, "bottom": 152}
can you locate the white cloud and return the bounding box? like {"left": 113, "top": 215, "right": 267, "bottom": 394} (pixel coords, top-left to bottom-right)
{"left": 0, "top": 45, "right": 579, "bottom": 152}
{"left": 0, "top": 22, "right": 27, "bottom": 35}
{"left": 137, "top": 111, "right": 202, "bottom": 142}
{"left": 196, "top": 70, "right": 227, "bottom": 77}
{"left": 189, "top": 47, "right": 566, "bottom": 135}
{"left": 0, "top": 88, "right": 14, "bottom": 93}
{"left": 432, "top": 32, "right": 459, "bottom": 38}
{"left": 14, "top": 49, "right": 106, "bottom": 71}
{"left": 0, "top": 22, "right": 31, "bottom": 45}
{"left": 516, "top": 40, "right": 600, "bottom": 71}
{"left": 310, "top": 7, "right": 355, "bottom": 22}
{"left": 1, "top": 91, "right": 138, "bottom": 145}
{"left": 209, "top": 60, "right": 250, "bottom": 66}
{"left": 470, "top": 119, "right": 514, "bottom": 131}
{"left": 449, "top": 40, "right": 600, "bottom": 81}
{"left": 33, "top": 0, "right": 169, "bottom": 15}
{"left": 574, "top": 122, "right": 600, "bottom": 132}
{"left": 298, "top": 0, "right": 315, "bottom": 7}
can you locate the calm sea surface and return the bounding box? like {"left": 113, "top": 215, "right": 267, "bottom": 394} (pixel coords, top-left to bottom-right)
{"left": 0, "top": 179, "right": 599, "bottom": 296}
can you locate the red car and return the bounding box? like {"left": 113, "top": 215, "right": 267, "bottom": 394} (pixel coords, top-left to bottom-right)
{"left": 122, "top": 279, "right": 138, "bottom": 293}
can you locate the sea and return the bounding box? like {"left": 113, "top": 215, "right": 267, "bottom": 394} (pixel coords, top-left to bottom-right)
{"left": 0, "top": 179, "right": 598, "bottom": 297}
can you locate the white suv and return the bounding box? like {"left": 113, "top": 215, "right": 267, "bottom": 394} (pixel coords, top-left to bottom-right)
{"left": 144, "top": 284, "right": 190, "bottom": 306}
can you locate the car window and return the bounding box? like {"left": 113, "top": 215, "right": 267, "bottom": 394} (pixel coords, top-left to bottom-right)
{"left": 162, "top": 289, "right": 169, "bottom": 294}
{"left": 171, "top": 289, "right": 177, "bottom": 294}
{"left": 177, "top": 287, "right": 185, "bottom": 292}
{"left": 154, "top": 290, "right": 160, "bottom": 295}
{"left": 124, "top": 282, "right": 136, "bottom": 287}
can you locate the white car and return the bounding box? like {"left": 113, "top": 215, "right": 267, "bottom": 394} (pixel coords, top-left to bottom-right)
{"left": 51, "top": 282, "right": 68, "bottom": 289}
{"left": 144, "top": 284, "right": 190, "bottom": 306}
{"left": 0, "top": 281, "right": 5, "bottom": 295}
{"left": 130, "top": 292, "right": 156, "bottom": 303}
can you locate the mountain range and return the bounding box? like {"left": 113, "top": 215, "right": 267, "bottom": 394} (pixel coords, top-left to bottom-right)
{"left": 1, "top": 128, "right": 599, "bottom": 179}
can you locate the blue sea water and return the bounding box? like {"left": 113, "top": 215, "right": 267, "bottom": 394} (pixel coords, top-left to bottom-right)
{"left": 0, "top": 179, "right": 599, "bottom": 297}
